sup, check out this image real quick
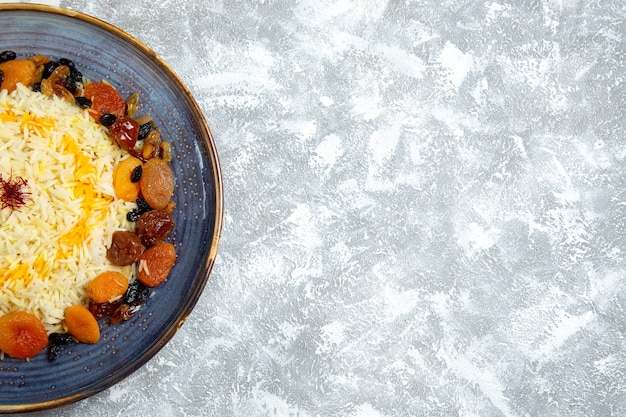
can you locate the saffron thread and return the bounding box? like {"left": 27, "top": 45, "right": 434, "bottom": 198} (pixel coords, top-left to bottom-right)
{"left": 0, "top": 171, "right": 31, "bottom": 212}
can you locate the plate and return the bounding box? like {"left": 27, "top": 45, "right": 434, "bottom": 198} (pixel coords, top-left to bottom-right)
{"left": 0, "top": 4, "right": 223, "bottom": 413}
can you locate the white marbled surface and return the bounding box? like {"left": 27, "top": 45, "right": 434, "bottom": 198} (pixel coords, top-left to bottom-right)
{"left": 5, "top": 0, "right": 626, "bottom": 416}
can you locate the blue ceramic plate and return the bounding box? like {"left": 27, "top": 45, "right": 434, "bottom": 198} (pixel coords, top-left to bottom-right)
{"left": 0, "top": 4, "right": 223, "bottom": 413}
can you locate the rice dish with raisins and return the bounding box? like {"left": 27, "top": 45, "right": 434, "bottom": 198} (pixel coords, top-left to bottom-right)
{"left": 0, "top": 84, "right": 134, "bottom": 334}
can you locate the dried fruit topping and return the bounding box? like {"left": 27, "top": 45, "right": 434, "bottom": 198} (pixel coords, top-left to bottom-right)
{"left": 0, "top": 50, "right": 16, "bottom": 63}
{"left": 0, "top": 311, "right": 48, "bottom": 359}
{"left": 65, "top": 305, "right": 100, "bottom": 344}
{"left": 109, "top": 115, "right": 139, "bottom": 151}
{"left": 124, "top": 280, "right": 152, "bottom": 305}
{"left": 106, "top": 231, "right": 146, "bottom": 266}
{"left": 140, "top": 158, "right": 174, "bottom": 210}
{"left": 82, "top": 81, "right": 127, "bottom": 119}
{"left": 136, "top": 210, "right": 175, "bottom": 247}
{"left": 47, "top": 332, "right": 77, "bottom": 362}
{"left": 109, "top": 303, "right": 142, "bottom": 325}
{"left": 137, "top": 242, "right": 176, "bottom": 287}
{"left": 88, "top": 298, "right": 124, "bottom": 320}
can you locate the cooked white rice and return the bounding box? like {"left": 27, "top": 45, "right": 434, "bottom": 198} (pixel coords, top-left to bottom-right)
{"left": 0, "top": 83, "right": 135, "bottom": 333}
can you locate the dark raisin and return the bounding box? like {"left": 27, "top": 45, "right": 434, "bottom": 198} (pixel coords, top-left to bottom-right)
{"left": 127, "top": 209, "right": 141, "bottom": 222}
{"left": 138, "top": 122, "right": 153, "bottom": 141}
{"left": 99, "top": 113, "right": 117, "bottom": 126}
{"left": 124, "top": 280, "right": 151, "bottom": 305}
{"left": 135, "top": 284, "right": 151, "bottom": 305}
{"left": 126, "top": 197, "right": 152, "bottom": 221}
{"left": 0, "top": 51, "right": 16, "bottom": 63}
{"left": 124, "top": 280, "right": 141, "bottom": 304}
{"left": 42, "top": 61, "right": 59, "bottom": 79}
{"left": 0, "top": 70, "right": 3, "bottom": 87}
{"left": 58, "top": 58, "right": 75, "bottom": 68}
{"left": 130, "top": 165, "right": 142, "bottom": 183}
{"left": 47, "top": 332, "right": 77, "bottom": 362}
{"left": 136, "top": 197, "right": 151, "bottom": 213}
{"left": 49, "top": 332, "right": 76, "bottom": 345}
{"left": 32, "top": 82, "right": 41, "bottom": 92}
{"left": 123, "top": 281, "right": 138, "bottom": 303}
{"left": 47, "top": 343, "right": 61, "bottom": 362}
{"left": 75, "top": 96, "right": 92, "bottom": 108}
{"left": 65, "top": 67, "right": 83, "bottom": 93}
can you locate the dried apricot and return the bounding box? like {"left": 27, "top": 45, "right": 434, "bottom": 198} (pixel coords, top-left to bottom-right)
{"left": 87, "top": 271, "right": 129, "bottom": 304}
{"left": 0, "top": 311, "right": 48, "bottom": 358}
{"left": 82, "top": 81, "right": 126, "bottom": 119}
{"left": 0, "top": 59, "right": 36, "bottom": 92}
{"left": 113, "top": 156, "right": 142, "bottom": 201}
{"left": 140, "top": 158, "right": 174, "bottom": 210}
{"left": 65, "top": 305, "right": 100, "bottom": 344}
{"left": 137, "top": 242, "right": 176, "bottom": 287}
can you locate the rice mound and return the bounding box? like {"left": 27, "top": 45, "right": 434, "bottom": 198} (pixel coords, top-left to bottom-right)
{"left": 0, "top": 84, "right": 134, "bottom": 333}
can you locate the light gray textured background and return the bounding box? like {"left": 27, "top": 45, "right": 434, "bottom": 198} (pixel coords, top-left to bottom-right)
{"left": 5, "top": 0, "right": 626, "bottom": 416}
